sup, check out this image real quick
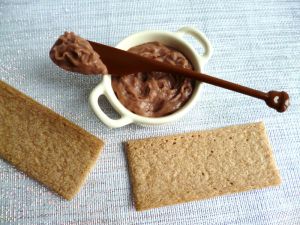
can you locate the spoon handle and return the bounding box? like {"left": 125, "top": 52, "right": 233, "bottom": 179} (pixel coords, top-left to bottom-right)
{"left": 162, "top": 66, "right": 290, "bottom": 112}
{"left": 88, "top": 41, "right": 289, "bottom": 112}
{"left": 190, "top": 71, "right": 267, "bottom": 99}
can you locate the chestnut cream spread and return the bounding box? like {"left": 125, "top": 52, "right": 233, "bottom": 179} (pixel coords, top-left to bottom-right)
{"left": 112, "top": 42, "right": 195, "bottom": 117}
{"left": 50, "top": 32, "right": 107, "bottom": 75}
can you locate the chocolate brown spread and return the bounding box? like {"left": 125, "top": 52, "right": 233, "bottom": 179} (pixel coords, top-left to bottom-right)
{"left": 50, "top": 32, "right": 107, "bottom": 75}
{"left": 112, "top": 42, "right": 195, "bottom": 117}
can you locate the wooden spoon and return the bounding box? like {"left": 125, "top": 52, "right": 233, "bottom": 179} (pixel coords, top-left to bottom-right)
{"left": 88, "top": 41, "right": 290, "bottom": 112}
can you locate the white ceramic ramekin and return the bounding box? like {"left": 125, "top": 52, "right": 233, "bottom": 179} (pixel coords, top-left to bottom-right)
{"left": 89, "top": 27, "right": 212, "bottom": 128}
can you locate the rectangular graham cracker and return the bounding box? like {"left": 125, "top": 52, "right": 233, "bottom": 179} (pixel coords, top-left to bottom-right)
{"left": 125, "top": 122, "right": 281, "bottom": 211}
{"left": 0, "top": 80, "right": 104, "bottom": 200}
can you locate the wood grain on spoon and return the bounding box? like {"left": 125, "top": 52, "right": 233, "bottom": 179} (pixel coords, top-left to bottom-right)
{"left": 88, "top": 41, "right": 290, "bottom": 112}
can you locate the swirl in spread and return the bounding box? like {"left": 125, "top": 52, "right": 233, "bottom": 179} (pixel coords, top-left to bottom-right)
{"left": 112, "top": 42, "right": 195, "bottom": 117}
{"left": 49, "top": 32, "right": 107, "bottom": 75}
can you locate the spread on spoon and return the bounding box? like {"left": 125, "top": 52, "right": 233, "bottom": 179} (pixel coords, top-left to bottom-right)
{"left": 50, "top": 32, "right": 108, "bottom": 75}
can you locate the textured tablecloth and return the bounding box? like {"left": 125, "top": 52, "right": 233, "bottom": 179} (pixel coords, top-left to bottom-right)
{"left": 1, "top": 0, "right": 299, "bottom": 224}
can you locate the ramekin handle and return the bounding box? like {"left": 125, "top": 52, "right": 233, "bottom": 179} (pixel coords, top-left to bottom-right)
{"left": 89, "top": 82, "right": 133, "bottom": 128}
{"left": 176, "top": 26, "right": 213, "bottom": 65}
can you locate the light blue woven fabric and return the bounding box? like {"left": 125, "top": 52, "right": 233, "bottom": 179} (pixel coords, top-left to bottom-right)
{"left": 0, "top": 0, "right": 299, "bottom": 224}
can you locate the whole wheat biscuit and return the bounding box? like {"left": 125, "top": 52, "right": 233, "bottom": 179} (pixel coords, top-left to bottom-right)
{"left": 125, "top": 122, "right": 281, "bottom": 211}
{"left": 0, "top": 80, "right": 104, "bottom": 200}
